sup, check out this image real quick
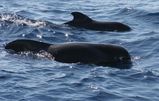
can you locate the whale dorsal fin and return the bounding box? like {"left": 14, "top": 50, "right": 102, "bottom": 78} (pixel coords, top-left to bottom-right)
{"left": 71, "top": 12, "right": 92, "bottom": 23}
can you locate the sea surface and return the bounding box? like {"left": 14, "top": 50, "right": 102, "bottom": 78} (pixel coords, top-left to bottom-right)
{"left": 0, "top": 0, "right": 159, "bottom": 101}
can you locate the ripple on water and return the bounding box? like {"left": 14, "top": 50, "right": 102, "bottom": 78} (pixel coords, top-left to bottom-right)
{"left": 88, "top": 90, "right": 122, "bottom": 101}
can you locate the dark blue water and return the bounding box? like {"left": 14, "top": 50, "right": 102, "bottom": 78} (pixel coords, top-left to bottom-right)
{"left": 0, "top": 0, "right": 159, "bottom": 101}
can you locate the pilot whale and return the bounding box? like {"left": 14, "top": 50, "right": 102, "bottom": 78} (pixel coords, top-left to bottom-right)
{"left": 65, "top": 12, "right": 131, "bottom": 32}
{"left": 5, "top": 39, "right": 131, "bottom": 69}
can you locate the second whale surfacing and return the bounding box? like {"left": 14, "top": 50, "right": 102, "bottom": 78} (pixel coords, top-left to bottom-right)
{"left": 5, "top": 39, "right": 131, "bottom": 69}
{"left": 65, "top": 12, "right": 131, "bottom": 32}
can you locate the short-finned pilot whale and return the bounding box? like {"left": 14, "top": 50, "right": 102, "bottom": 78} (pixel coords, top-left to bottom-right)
{"left": 5, "top": 39, "right": 131, "bottom": 69}
{"left": 65, "top": 12, "right": 131, "bottom": 32}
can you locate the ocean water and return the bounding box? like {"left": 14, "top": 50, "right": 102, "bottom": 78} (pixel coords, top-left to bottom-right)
{"left": 0, "top": 0, "right": 159, "bottom": 101}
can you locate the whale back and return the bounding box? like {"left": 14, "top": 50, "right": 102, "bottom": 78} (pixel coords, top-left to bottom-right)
{"left": 5, "top": 39, "right": 50, "bottom": 53}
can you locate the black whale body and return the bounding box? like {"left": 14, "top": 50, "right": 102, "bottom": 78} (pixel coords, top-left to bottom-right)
{"left": 0, "top": 12, "right": 131, "bottom": 32}
{"left": 5, "top": 39, "right": 131, "bottom": 69}
{"left": 65, "top": 12, "right": 131, "bottom": 32}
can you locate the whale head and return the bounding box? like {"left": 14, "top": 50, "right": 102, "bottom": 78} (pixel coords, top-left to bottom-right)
{"left": 65, "top": 12, "right": 92, "bottom": 26}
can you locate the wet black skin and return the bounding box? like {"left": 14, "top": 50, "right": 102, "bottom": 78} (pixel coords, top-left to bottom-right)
{"left": 65, "top": 12, "right": 131, "bottom": 32}
{"left": 5, "top": 39, "right": 131, "bottom": 69}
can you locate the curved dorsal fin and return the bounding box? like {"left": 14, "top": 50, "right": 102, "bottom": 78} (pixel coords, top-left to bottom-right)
{"left": 5, "top": 39, "right": 50, "bottom": 52}
{"left": 71, "top": 12, "right": 92, "bottom": 22}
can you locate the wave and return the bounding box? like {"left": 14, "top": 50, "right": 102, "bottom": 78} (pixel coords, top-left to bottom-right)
{"left": 0, "top": 12, "right": 74, "bottom": 42}
{"left": 117, "top": 7, "right": 159, "bottom": 18}
{"left": 116, "top": 8, "right": 159, "bottom": 24}
{"left": 115, "top": 7, "right": 147, "bottom": 17}
{"left": 88, "top": 90, "right": 122, "bottom": 100}
{"left": 137, "top": 12, "right": 159, "bottom": 23}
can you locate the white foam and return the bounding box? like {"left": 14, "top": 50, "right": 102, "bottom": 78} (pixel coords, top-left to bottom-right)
{"left": 0, "top": 14, "right": 46, "bottom": 27}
